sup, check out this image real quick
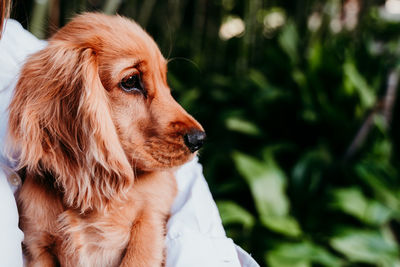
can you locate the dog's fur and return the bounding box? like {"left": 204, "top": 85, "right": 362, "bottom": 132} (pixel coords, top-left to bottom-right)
{"left": 7, "top": 13, "right": 203, "bottom": 267}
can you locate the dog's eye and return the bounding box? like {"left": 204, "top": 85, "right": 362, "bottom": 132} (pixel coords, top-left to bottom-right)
{"left": 119, "top": 75, "right": 145, "bottom": 95}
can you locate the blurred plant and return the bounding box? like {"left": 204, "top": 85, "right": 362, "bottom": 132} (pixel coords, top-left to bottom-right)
{"left": 12, "top": 0, "right": 400, "bottom": 266}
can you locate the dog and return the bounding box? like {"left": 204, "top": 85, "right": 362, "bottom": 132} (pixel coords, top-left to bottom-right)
{"left": 7, "top": 13, "right": 206, "bottom": 267}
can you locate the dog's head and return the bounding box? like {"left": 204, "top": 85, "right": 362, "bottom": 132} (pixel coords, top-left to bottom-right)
{"left": 7, "top": 13, "right": 205, "bottom": 211}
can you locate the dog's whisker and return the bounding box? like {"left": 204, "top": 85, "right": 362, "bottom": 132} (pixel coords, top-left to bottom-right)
{"left": 166, "top": 57, "right": 201, "bottom": 73}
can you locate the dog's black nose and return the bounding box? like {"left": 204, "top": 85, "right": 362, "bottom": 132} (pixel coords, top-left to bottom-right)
{"left": 184, "top": 129, "right": 206, "bottom": 153}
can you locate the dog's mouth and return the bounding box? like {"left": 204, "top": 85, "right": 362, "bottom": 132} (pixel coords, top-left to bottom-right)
{"left": 123, "top": 126, "right": 205, "bottom": 171}
{"left": 148, "top": 151, "right": 194, "bottom": 167}
{"left": 144, "top": 138, "right": 194, "bottom": 167}
{"left": 124, "top": 138, "right": 195, "bottom": 171}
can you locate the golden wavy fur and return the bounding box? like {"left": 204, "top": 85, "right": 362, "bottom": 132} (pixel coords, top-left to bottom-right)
{"left": 7, "top": 13, "right": 204, "bottom": 267}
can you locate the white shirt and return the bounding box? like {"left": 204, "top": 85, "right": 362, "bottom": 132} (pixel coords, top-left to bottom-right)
{"left": 0, "top": 19, "right": 259, "bottom": 267}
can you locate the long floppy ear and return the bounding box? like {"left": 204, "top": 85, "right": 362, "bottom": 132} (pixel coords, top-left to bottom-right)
{"left": 7, "top": 41, "right": 134, "bottom": 212}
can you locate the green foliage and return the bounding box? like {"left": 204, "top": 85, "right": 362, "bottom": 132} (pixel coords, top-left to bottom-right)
{"left": 225, "top": 117, "right": 261, "bottom": 136}
{"left": 233, "top": 151, "right": 301, "bottom": 237}
{"left": 14, "top": 0, "right": 400, "bottom": 266}
{"left": 217, "top": 200, "right": 255, "bottom": 229}
{"left": 343, "top": 60, "right": 376, "bottom": 110}
{"left": 267, "top": 241, "right": 343, "bottom": 267}
{"left": 330, "top": 228, "right": 400, "bottom": 266}
{"left": 331, "top": 187, "right": 393, "bottom": 225}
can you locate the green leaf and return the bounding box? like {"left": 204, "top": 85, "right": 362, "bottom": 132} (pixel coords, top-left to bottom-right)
{"left": 308, "top": 41, "right": 323, "bottom": 71}
{"left": 292, "top": 68, "right": 307, "bottom": 89}
{"left": 261, "top": 215, "right": 301, "bottom": 237}
{"left": 373, "top": 114, "right": 389, "bottom": 134}
{"left": 217, "top": 201, "right": 255, "bottom": 229}
{"left": 343, "top": 61, "right": 376, "bottom": 109}
{"left": 278, "top": 21, "right": 299, "bottom": 64}
{"left": 267, "top": 241, "right": 343, "bottom": 267}
{"left": 331, "top": 188, "right": 393, "bottom": 225}
{"left": 233, "top": 151, "right": 302, "bottom": 236}
{"left": 330, "top": 229, "right": 400, "bottom": 265}
{"left": 233, "top": 152, "right": 289, "bottom": 216}
{"left": 248, "top": 69, "right": 269, "bottom": 89}
{"left": 225, "top": 117, "right": 261, "bottom": 136}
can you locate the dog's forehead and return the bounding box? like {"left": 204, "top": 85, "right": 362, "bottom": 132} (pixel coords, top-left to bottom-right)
{"left": 100, "top": 18, "right": 165, "bottom": 67}
{"left": 102, "top": 34, "right": 166, "bottom": 76}
{"left": 56, "top": 13, "right": 164, "bottom": 61}
{"left": 114, "top": 33, "right": 161, "bottom": 62}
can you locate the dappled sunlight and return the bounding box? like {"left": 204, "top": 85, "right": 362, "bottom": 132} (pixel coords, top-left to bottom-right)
{"left": 219, "top": 16, "right": 245, "bottom": 41}
{"left": 386, "top": 0, "right": 400, "bottom": 14}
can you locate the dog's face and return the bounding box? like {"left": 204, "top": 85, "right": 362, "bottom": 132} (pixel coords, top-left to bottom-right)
{"left": 96, "top": 28, "right": 204, "bottom": 170}
{"left": 56, "top": 13, "right": 205, "bottom": 171}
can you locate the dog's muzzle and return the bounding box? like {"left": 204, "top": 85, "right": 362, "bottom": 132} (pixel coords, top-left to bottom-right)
{"left": 184, "top": 129, "right": 206, "bottom": 153}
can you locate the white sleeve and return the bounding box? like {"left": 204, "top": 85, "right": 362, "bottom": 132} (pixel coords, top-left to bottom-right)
{"left": 166, "top": 157, "right": 259, "bottom": 267}
{"left": 0, "top": 19, "right": 46, "bottom": 91}
{"left": 0, "top": 19, "right": 47, "bottom": 151}
{"left": 0, "top": 167, "right": 24, "bottom": 267}
{"left": 0, "top": 19, "right": 46, "bottom": 267}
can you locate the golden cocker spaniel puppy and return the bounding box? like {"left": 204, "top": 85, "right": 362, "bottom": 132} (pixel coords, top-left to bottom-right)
{"left": 7, "top": 13, "right": 205, "bottom": 267}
